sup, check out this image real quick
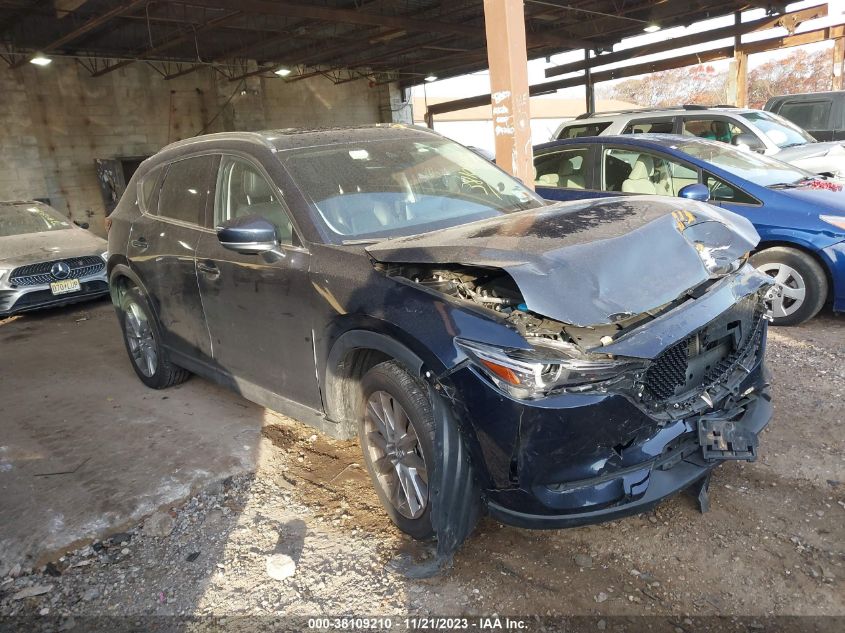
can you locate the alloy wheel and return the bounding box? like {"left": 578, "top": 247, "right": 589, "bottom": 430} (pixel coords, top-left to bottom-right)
{"left": 124, "top": 300, "right": 158, "bottom": 378}
{"left": 757, "top": 262, "right": 807, "bottom": 319}
{"left": 363, "top": 390, "right": 429, "bottom": 519}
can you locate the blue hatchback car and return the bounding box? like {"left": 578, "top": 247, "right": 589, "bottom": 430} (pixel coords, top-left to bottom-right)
{"left": 533, "top": 135, "right": 845, "bottom": 325}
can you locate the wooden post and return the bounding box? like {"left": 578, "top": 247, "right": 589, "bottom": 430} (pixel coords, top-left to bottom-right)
{"left": 483, "top": 0, "right": 533, "bottom": 187}
{"left": 585, "top": 49, "right": 595, "bottom": 114}
{"left": 833, "top": 37, "right": 844, "bottom": 91}
{"left": 731, "top": 12, "right": 748, "bottom": 107}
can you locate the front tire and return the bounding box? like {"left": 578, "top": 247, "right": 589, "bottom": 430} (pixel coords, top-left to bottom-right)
{"left": 118, "top": 286, "right": 190, "bottom": 389}
{"left": 359, "top": 361, "right": 435, "bottom": 540}
{"left": 750, "top": 246, "right": 827, "bottom": 326}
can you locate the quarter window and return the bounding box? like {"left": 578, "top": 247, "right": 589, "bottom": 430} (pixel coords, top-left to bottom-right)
{"left": 557, "top": 122, "right": 611, "bottom": 138}
{"left": 157, "top": 156, "right": 217, "bottom": 225}
{"left": 704, "top": 172, "right": 758, "bottom": 205}
{"left": 533, "top": 149, "right": 590, "bottom": 189}
{"left": 216, "top": 157, "right": 295, "bottom": 246}
{"left": 138, "top": 168, "right": 162, "bottom": 214}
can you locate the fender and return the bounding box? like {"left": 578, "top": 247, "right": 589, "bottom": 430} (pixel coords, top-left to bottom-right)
{"left": 323, "top": 329, "right": 427, "bottom": 436}
{"left": 107, "top": 263, "right": 164, "bottom": 333}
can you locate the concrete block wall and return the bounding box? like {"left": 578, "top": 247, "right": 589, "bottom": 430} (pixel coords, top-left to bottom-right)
{"left": 0, "top": 59, "right": 394, "bottom": 236}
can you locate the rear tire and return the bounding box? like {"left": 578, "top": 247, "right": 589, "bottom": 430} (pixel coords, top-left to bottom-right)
{"left": 750, "top": 246, "right": 827, "bottom": 326}
{"left": 117, "top": 286, "right": 190, "bottom": 389}
{"left": 359, "top": 360, "right": 436, "bottom": 540}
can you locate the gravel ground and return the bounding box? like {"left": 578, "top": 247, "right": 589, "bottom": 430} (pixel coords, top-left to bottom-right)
{"left": 1, "top": 314, "right": 843, "bottom": 631}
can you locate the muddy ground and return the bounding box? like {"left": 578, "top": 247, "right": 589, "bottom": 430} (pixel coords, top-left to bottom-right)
{"left": 0, "top": 307, "right": 842, "bottom": 629}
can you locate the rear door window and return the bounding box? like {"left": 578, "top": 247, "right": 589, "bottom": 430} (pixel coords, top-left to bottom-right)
{"left": 777, "top": 100, "right": 832, "bottom": 130}
{"left": 557, "top": 122, "right": 611, "bottom": 138}
{"left": 622, "top": 119, "right": 675, "bottom": 134}
{"left": 157, "top": 155, "right": 219, "bottom": 226}
{"left": 533, "top": 148, "right": 590, "bottom": 189}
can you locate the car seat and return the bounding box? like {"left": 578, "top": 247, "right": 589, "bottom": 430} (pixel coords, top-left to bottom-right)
{"left": 237, "top": 170, "right": 293, "bottom": 243}
{"left": 621, "top": 155, "right": 657, "bottom": 194}
{"left": 558, "top": 157, "right": 586, "bottom": 189}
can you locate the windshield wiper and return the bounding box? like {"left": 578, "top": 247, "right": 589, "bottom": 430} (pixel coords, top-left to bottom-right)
{"left": 768, "top": 182, "right": 800, "bottom": 189}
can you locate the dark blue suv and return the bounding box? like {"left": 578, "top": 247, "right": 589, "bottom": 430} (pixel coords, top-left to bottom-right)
{"left": 107, "top": 126, "right": 773, "bottom": 562}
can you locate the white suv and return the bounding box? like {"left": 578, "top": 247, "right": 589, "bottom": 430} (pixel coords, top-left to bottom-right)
{"left": 554, "top": 105, "right": 845, "bottom": 179}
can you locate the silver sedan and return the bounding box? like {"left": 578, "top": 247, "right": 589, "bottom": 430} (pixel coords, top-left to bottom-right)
{"left": 0, "top": 201, "right": 109, "bottom": 317}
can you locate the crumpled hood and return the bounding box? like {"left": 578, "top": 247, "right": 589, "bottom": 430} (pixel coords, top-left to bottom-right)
{"left": 0, "top": 228, "right": 108, "bottom": 266}
{"left": 368, "top": 197, "right": 759, "bottom": 326}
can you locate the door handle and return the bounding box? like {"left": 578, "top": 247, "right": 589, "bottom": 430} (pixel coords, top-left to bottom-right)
{"left": 197, "top": 261, "right": 220, "bottom": 277}
{"left": 130, "top": 237, "right": 148, "bottom": 249}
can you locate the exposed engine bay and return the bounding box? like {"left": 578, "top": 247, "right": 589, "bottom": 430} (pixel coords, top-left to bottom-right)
{"left": 378, "top": 262, "right": 685, "bottom": 350}
{"left": 379, "top": 262, "right": 769, "bottom": 423}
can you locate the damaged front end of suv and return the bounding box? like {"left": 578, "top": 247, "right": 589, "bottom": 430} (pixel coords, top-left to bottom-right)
{"left": 366, "top": 196, "right": 773, "bottom": 546}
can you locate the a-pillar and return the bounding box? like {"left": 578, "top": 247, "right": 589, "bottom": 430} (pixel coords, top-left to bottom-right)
{"left": 483, "top": 0, "right": 533, "bottom": 187}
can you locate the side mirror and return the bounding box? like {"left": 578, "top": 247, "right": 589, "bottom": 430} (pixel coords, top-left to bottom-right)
{"left": 732, "top": 133, "right": 765, "bottom": 152}
{"left": 216, "top": 215, "right": 278, "bottom": 254}
{"left": 678, "top": 183, "right": 710, "bottom": 202}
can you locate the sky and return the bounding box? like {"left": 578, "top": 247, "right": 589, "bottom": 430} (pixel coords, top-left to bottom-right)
{"left": 411, "top": 0, "right": 845, "bottom": 104}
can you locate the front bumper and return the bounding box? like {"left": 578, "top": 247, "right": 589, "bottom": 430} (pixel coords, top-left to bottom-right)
{"left": 820, "top": 239, "right": 845, "bottom": 313}
{"left": 486, "top": 389, "right": 771, "bottom": 529}
{"left": 445, "top": 282, "right": 772, "bottom": 529}
{"left": 0, "top": 274, "right": 109, "bottom": 317}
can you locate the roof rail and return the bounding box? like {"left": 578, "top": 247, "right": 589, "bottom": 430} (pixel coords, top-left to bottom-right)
{"left": 572, "top": 103, "right": 742, "bottom": 120}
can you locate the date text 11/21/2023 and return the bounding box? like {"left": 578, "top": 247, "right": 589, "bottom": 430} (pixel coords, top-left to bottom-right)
{"left": 306, "top": 617, "right": 529, "bottom": 630}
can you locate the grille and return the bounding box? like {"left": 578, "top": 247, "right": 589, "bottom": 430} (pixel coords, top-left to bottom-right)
{"left": 642, "top": 293, "right": 766, "bottom": 403}
{"left": 644, "top": 337, "right": 691, "bottom": 400}
{"left": 9, "top": 256, "right": 105, "bottom": 287}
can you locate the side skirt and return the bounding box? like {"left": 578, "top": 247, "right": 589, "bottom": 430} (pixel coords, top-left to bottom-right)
{"left": 167, "top": 347, "right": 354, "bottom": 440}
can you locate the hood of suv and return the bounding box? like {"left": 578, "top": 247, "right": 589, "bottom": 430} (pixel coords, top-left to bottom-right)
{"left": 368, "top": 197, "right": 759, "bottom": 327}
{"left": 776, "top": 141, "right": 845, "bottom": 161}
{"left": 0, "top": 228, "right": 108, "bottom": 266}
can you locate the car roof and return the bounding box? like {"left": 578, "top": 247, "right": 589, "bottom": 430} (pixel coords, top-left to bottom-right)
{"left": 160, "top": 124, "right": 441, "bottom": 154}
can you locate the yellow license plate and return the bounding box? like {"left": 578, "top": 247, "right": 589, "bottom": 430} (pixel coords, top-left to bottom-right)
{"left": 50, "top": 278, "right": 81, "bottom": 295}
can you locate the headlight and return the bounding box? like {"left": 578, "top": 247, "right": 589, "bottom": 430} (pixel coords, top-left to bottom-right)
{"left": 100, "top": 250, "right": 109, "bottom": 262}
{"left": 820, "top": 215, "right": 845, "bottom": 231}
{"left": 695, "top": 243, "right": 748, "bottom": 277}
{"left": 456, "top": 338, "right": 645, "bottom": 400}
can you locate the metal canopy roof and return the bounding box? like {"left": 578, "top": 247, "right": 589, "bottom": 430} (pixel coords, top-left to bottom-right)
{"left": 0, "top": 1, "right": 763, "bottom": 84}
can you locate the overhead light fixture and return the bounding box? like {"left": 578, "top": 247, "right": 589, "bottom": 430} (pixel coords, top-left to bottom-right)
{"left": 274, "top": 67, "right": 291, "bottom": 77}
{"left": 424, "top": 75, "right": 437, "bottom": 82}
{"left": 643, "top": 24, "right": 661, "bottom": 33}
{"left": 30, "top": 54, "right": 52, "bottom": 66}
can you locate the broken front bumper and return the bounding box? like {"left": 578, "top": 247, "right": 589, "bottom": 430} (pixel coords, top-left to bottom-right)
{"left": 485, "top": 386, "right": 771, "bottom": 529}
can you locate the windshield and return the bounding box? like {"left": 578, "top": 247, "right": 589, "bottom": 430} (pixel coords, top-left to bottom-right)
{"left": 0, "top": 202, "right": 72, "bottom": 238}
{"left": 681, "top": 141, "right": 813, "bottom": 188}
{"left": 280, "top": 137, "right": 544, "bottom": 241}
{"left": 743, "top": 111, "right": 816, "bottom": 148}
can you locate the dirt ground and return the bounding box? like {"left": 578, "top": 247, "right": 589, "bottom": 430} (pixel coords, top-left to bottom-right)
{"left": 0, "top": 302, "right": 843, "bottom": 630}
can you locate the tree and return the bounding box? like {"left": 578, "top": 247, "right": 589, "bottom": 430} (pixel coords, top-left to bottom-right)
{"left": 599, "top": 47, "right": 834, "bottom": 109}
{"left": 746, "top": 48, "right": 831, "bottom": 108}
{"left": 599, "top": 64, "right": 727, "bottom": 108}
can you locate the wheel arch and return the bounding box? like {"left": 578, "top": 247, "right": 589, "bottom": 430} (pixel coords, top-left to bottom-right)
{"left": 323, "top": 329, "right": 428, "bottom": 437}
{"left": 753, "top": 240, "right": 834, "bottom": 303}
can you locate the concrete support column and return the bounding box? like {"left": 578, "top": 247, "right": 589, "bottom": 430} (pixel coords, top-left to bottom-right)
{"left": 483, "top": 0, "right": 533, "bottom": 187}
{"left": 833, "top": 37, "right": 845, "bottom": 91}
